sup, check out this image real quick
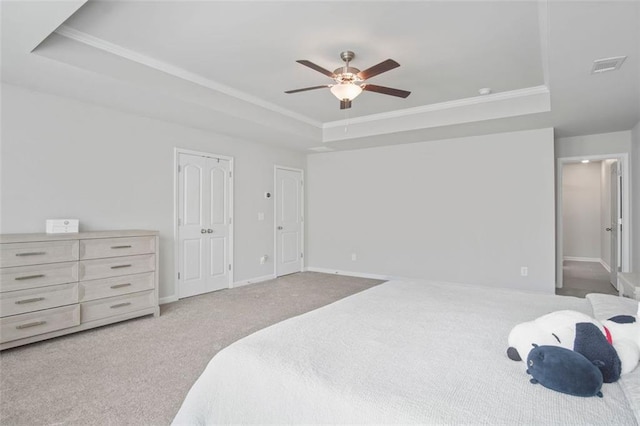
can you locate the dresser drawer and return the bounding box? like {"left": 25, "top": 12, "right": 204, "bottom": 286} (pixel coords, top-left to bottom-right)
{"left": 0, "top": 262, "right": 79, "bottom": 292}
{"left": 0, "top": 304, "right": 80, "bottom": 344}
{"left": 81, "top": 290, "right": 155, "bottom": 323}
{"left": 0, "top": 241, "right": 79, "bottom": 268}
{"left": 79, "top": 254, "right": 155, "bottom": 281}
{"left": 79, "top": 272, "right": 154, "bottom": 302}
{"left": 80, "top": 236, "right": 156, "bottom": 260}
{"left": 0, "top": 283, "right": 78, "bottom": 318}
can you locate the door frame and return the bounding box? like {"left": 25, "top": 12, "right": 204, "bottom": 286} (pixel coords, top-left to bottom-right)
{"left": 273, "top": 165, "right": 305, "bottom": 277}
{"left": 173, "top": 148, "right": 234, "bottom": 299}
{"left": 555, "top": 153, "right": 630, "bottom": 289}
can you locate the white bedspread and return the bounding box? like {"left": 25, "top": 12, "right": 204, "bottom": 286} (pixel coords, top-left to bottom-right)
{"left": 173, "top": 280, "right": 638, "bottom": 425}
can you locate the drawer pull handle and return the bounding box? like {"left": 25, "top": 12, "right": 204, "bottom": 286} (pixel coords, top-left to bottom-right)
{"left": 15, "top": 274, "right": 45, "bottom": 281}
{"left": 15, "top": 297, "right": 45, "bottom": 305}
{"left": 110, "top": 283, "right": 132, "bottom": 289}
{"left": 111, "top": 245, "right": 132, "bottom": 249}
{"left": 111, "top": 264, "right": 132, "bottom": 269}
{"left": 15, "top": 252, "right": 46, "bottom": 257}
{"left": 110, "top": 302, "right": 131, "bottom": 309}
{"left": 16, "top": 320, "right": 47, "bottom": 329}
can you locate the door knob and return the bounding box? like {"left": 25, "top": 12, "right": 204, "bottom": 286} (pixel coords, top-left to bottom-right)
{"left": 201, "top": 229, "right": 207, "bottom": 234}
{"left": 277, "top": 226, "right": 283, "bottom": 230}
{"left": 606, "top": 227, "right": 612, "bottom": 231}
{"left": 207, "top": 229, "right": 214, "bottom": 233}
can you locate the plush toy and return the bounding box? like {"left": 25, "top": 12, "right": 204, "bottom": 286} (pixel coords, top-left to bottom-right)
{"left": 600, "top": 311, "right": 640, "bottom": 376}
{"left": 507, "top": 310, "right": 596, "bottom": 363}
{"left": 527, "top": 344, "right": 604, "bottom": 398}
{"left": 573, "top": 322, "right": 621, "bottom": 382}
{"left": 507, "top": 308, "right": 640, "bottom": 383}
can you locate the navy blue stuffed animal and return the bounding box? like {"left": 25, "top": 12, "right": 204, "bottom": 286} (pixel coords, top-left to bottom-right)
{"left": 573, "top": 322, "right": 621, "bottom": 383}
{"left": 527, "top": 344, "right": 604, "bottom": 398}
{"left": 507, "top": 310, "right": 635, "bottom": 383}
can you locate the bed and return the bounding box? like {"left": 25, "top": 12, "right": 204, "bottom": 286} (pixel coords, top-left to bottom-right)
{"left": 173, "top": 279, "right": 640, "bottom": 425}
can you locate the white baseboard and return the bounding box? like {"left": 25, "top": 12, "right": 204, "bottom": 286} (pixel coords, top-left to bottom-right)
{"left": 305, "top": 266, "right": 398, "bottom": 281}
{"left": 159, "top": 295, "right": 179, "bottom": 305}
{"left": 232, "top": 274, "right": 276, "bottom": 288}
{"left": 161, "top": 274, "right": 276, "bottom": 303}
{"left": 563, "top": 256, "right": 601, "bottom": 262}
{"left": 600, "top": 259, "right": 612, "bottom": 273}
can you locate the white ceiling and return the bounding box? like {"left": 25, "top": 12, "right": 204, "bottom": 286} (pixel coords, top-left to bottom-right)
{"left": 60, "top": 1, "right": 545, "bottom": 122}
{"left": 1, "top": 1, "right": 638, "bottom": 152}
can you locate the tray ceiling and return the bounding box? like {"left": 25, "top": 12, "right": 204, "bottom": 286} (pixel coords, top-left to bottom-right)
{"left": 1, "top": 1, "right": 638, "bottom": 151}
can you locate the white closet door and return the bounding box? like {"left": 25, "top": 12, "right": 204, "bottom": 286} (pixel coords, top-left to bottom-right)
{"left": 178, "top": 153, "right": 231, "bottom": 298}
{"left": 609, "top": 161, "right": 620, "bottom": 286}
{"left": 276, "top": 168, "right": 303, "bottom": 277}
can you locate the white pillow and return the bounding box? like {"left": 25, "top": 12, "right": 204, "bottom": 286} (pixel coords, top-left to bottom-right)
{"left": 586, "top": 293, "right": 638, "bottom": 320}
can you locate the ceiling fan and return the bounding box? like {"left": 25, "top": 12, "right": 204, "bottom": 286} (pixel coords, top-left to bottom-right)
{"left": 285, "top": 51, "right": 411, "bottom": 110}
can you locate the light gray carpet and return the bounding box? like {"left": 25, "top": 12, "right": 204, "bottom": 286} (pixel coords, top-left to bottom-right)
{"left": 0, "top": 272, "right": 383, "bottom": 425}
{"left": 556, "top": 260, "right": 618, "bottom": 298}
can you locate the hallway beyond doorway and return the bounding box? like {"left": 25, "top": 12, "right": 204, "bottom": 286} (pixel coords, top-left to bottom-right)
{"left": 556, "top": 260, "right": 618, "bottom": 298}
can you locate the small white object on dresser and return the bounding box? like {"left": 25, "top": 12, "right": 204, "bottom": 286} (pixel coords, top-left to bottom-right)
{"left": 45, "top": 219, "right": 79, "bottom": 234}
{"left": 0, "top": 230, "right": 159, "bottom": 350}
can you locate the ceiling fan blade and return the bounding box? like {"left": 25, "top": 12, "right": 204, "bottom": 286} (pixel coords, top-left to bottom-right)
{"left": 340, "top": 99, "right": 352, "bottom": 110}
{"left": 362, "top": 84, "right": 411, "bottom": 98}
{"left": 296, "top": 60, "right": 336, "bottom": 78}
{"left": 284, "top": 85, "right": 330, "bottom": 94}
{"left": 357, "top": 59, "right": 400, "bottom": 80}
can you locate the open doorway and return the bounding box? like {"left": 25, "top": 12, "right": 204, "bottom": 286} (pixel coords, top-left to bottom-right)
{"left": 556, "top": 154, "right": 630, "bottom": 298}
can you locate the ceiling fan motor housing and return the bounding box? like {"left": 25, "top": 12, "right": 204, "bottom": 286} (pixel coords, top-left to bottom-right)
{"left": 335, "top": 51, "right": 361, "bottom": 82}
{"left": 333, "top": 66, "right": 362, "bottom": 83}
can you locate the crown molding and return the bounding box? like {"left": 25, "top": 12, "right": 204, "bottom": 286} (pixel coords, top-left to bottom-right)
{"left": 52, "top": 25, "right": 550, "bottom": 139}
{"left": 54, "top": 25, "right": 322, "bottom": 128}
{"left": 323, "top": 85, "right": 550, "bottom": 129}
{"left": 322, "top": 85, "right": 550, "bottom": 143}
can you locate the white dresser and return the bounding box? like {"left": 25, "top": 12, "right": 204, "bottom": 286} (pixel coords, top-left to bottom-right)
{"left": 0, "top": 230, "right": 159, "bottom": 350}
{"left": 618, "top": 272, "right": 640, "bottom": 301}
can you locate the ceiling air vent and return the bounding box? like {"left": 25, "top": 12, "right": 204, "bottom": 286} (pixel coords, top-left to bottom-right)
{"left": 591, "top": 56, "right": 627, "bottom": 74}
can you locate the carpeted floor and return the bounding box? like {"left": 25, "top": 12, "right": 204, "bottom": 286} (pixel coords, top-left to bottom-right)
{"left": 556, "top": 260, "right": 618, "bottom": 298}
{"left": 0, "top": 272, "right": 383, "bottom": 425}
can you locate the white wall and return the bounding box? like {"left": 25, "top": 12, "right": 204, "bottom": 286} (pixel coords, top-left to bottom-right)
{"left": 633, "top": 122, "right": 640, "bottom": 273}
{"left": 307, "top": 128, "right": 556, "bottom": 293}
{"left": 555, "top": 131, "right": 631, "bottom": 158}
{"left": 562, "top": 162, "right": 601, "bottom": 260}
{"left": 0, "top": 83, "right": 306, "bottom": 301}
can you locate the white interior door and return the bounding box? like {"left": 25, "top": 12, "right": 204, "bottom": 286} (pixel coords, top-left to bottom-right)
{"left": 275, "top": 167, "right": 303, "bottom": 277}
{"left": 178, "top": 153, "right": 231, "bottom": 298}
{"left": 609, "top": 161, "right": 620, "bottom": 286}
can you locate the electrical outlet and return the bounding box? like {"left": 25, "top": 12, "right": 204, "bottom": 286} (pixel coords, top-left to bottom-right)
{"left": 260, "top": 255, "right": 268, "bottom": 265}
{"left": 258, "top": 212, "right": 264, "bottom": 221}
{"left": 351, "top": 253, "right": 357, "bottom": 261}
{"left": 520, "top": 267, "right": 528, "bottom": 277}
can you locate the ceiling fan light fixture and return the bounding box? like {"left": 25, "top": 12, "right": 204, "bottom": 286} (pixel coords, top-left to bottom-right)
{"left": 330, "top": 83, "right": 363, "bottom": 101}
{"left": 286, "top": 51, "right": 409, "bottom": 109}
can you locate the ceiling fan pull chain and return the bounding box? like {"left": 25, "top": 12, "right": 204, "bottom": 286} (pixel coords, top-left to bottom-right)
{"left": 344, "top": 109, "right": 350, "bottom": 133}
